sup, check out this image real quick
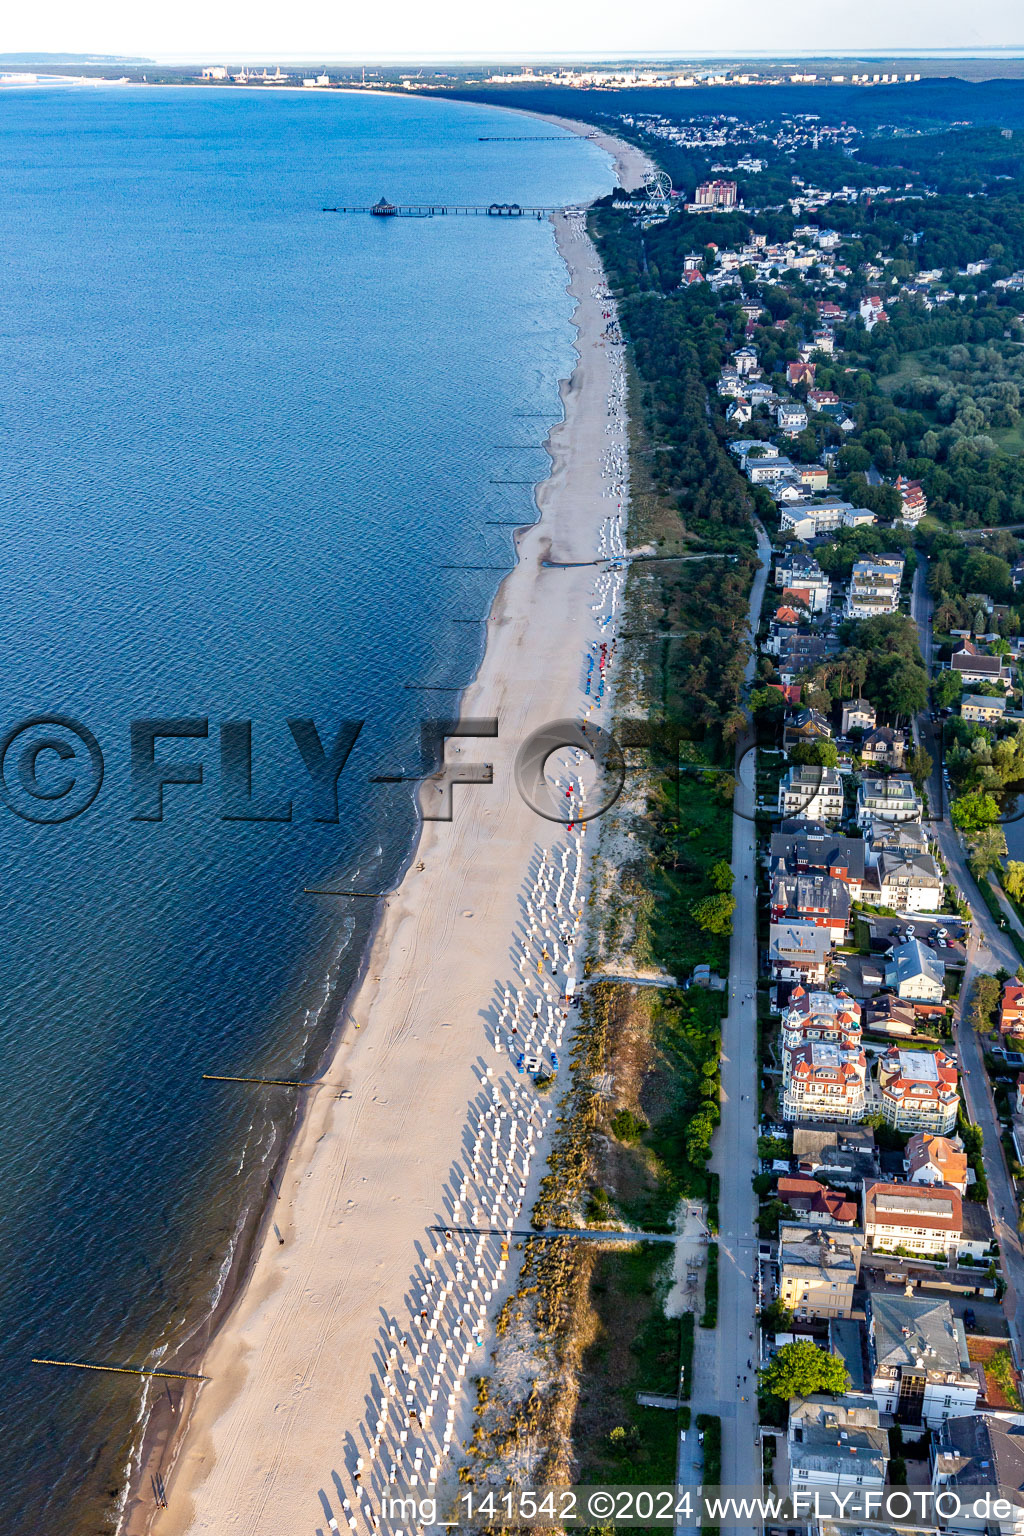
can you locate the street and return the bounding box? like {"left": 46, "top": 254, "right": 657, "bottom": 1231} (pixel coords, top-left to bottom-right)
{"left": 911, "top": 558, "right": 1024, "bottom": 1358}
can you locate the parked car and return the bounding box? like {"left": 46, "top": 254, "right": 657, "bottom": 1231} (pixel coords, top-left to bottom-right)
{"left": 964, "top": 1307, "right": 977, "bottom": 1330}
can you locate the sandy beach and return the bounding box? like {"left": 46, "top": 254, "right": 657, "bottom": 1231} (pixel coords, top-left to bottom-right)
{"left": 135, "top": 123, "right": 651, "bottom": 1536}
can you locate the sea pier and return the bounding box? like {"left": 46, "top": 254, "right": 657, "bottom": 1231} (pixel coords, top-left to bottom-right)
{"left": 321, "top": 201, "right": 564, "bottom": 218}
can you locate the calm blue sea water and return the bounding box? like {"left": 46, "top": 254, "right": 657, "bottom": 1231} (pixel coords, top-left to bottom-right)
{"left": 0, "top": 85, "right": 612, "bottom": 1533}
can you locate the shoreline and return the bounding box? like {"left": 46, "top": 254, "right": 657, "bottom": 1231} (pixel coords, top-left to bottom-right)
{"left": 123, "top": 117, "right": 649, "bottom": 1536}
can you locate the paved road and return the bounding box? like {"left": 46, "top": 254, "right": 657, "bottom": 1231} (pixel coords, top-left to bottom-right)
{"left": 911, "top": 558, "right": 1024, "bottom": 1358}
{"left": 676, "top": 521, "right": 770, "bottom": 1535}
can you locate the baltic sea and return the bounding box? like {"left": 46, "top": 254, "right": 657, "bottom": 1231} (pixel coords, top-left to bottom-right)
{"left": 0, "top": 83, "right": 612, "bottom": 1533}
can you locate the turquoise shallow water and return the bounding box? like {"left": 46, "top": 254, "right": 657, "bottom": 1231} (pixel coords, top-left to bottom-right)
{"left": 0, "top": 84, "right": 611, "bottom": 1533}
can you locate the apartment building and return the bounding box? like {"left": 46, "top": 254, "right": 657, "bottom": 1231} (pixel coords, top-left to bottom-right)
{"left": 899, "top": 1136, "right": 966, "bottom": 1198}
{"left": 770, "top": 873, "right": 851, "bottom": 939}
{"left": 882, "top": 943, "right": 946, "bottom": 1006}
{"left": 865, "top": 848, "right": 944, "bottom": 912}
{"left": 867, "top": 1293, "right": 978, "bottom": 1427}
{"left": 856, "top": 774, "right": 922, "bottom": 828}
{"left": 878, "top": 1047, "right": 958, "bottom": 1133}
{"left": 845, "top": 555, "right": 904, "bottom": 619}
{"left": 862, "top": 1181, "right": 963, "bottom": 1261}
{"left": 769, "top": 922, "right": 834, "bottom": 986}
{"left": 769, "top": 825, "right": 866, "bottom": 899}
{"left": 787, "top": 1395, "right": 889, "bottom": 1500}
{"left": 779, "top": 765, "right": 844, "bottom": 823}
{"left": 778, "top": 1223, "right": 863, "bottom": 1320}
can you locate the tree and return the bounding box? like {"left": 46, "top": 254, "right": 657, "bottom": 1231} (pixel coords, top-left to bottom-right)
{"left": 906, "top": 744, "right": 933, "bottom": 790}
{"left": 691, "top": 892, "right": 736, "bottom": 936}
{"left": 951, "top": 789, "right": 1001, "bottom": 834}
{"left": 1005, "top": 861, "right": 1024, "bottom": 902}
{"left": 709, "top": 859, "right": 734, "bottom": 893}
{"left": 969, "top": 974, "right": 1001, "bottom": 1034}
{"left": 933, "top": 670, "right": 963, "bottom": 708}
{"left": 790, "top": 739, "right": 839, "bottom": 768}
{"left": 760, "top": 1299, "right": 795, "bottom": 1334}
{"left": 759, "top": 1342, "right": 849, "bottom": 1402}
{"left": 968, "top": 824, "right": 1007, "bottom": 882}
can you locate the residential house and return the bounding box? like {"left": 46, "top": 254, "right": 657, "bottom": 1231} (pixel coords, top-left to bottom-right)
{"left": 748, "top": 453, "right": 795, "bottom": 485}
{"left": 725, "top": 398, "right": 752, "bottom": 426}
{"left": 845, "top": 555, "right": 904, "bottom": 619}
{"left": 905, "top": 1133, "right": 968, "bottom": 1195}
{"left": 717, "top": 367, "right": 746, "bottom": 399}
{"left": 746, "top": 379, "right": 777, "bottom": 408}
{"left": 775, "top": 549, "right": 827, "bottom": 592}
{"left": 780, "top": 990, "right": 865, "bottom": 1120}
{"left": 729, "top": 438, "right": 778, "bottom": 463}
{"left": 856, "top": 774, "right": 922, "bottom": 828}
{"left": 951, "top": 641, "right": 1014, "bottom": 692}
{"left": 788, "top": 360, "right": 817, "bottom": 387}
{"left": 811, "top": 329, "right": 836, "bottom": 355}
{"left": 787, "top": 1395, "right": 888, "bottom": 1501}
{"left": 895, "top": 475, "right": 928, "bottom": 525}
{"left": 777, "top": 1177, "right": 859, "bottom": 1226}
{"left": 961, "top": 694, "right": 1006, "bottom": 723}
{"left": 777, "top": 633, "right": 830, "bottom": 684}
{"left": 869, "top": 820, "right": 931, "bottom": 856}
{"left": 784, "top": 708, "right": 833, "bottom": 752}
{"left": 778, "top": 401, "right": 809, "bottom": 434}
{"left": 786, "top": 463, "right": 830, "bottom": 493}
{"left": 817, "top": 301, "right": 845, "bottom": 321}
{"left": 819, "top": 402, "right": 857, "bottom": 432}
{"left": 867, "top": 1292, "right": 978, "bottom": 1426}
{"left": 829, "top": 1317, "right": 869, "bottom": 1392}
{"left": 782, "top": 584, "right": 828, "bottom": 616}
{"left": 770, "top": 922, "right": 834, "bottom": 987}
{"left": 841, "top": 699, "right": 876, "bottom": 735}
{"left": 866, "top": 848, "right": 944, "bottom": 913}
{"left": 807, "top": 388, "right": 841, "bottom": 411}
{"left": 768, "top": 825, "right": 866, "bottom": 900}
{"left": 999, "top": 981, "right": 1024, "bottom": 1038}
{"left": 878, "top": 1046, "right": 958, "bottom": 1131}
{"left": 860, "top": 726, "right": 907, "bottom": 769}
{"left": 792, "top": 1126, "right": 880, "bottom": 1188}
{"left": 778, "top": 765, "right": 844, "bottom": 823}
{"left": 771, "top": 874, "right": 851, "bottom": 940}
{"left": 862, "top": 993, "right": 921, "bottom": 1039}
{"left": 732, "top": 345, "right": 760, "bottom": 375}
{"left": 778, "top": 1223, "right": 863, "bottom": 1320}
{"left": 932, "top": 1416, "right": 1024, "bottom": 1536}
{"left": 860, "top": 295, "right": 888, "bottom": 331}
{"left": 884, "top": 942, "right": 946, "bottom": 1006}
{"left": 862, "top": 1180, "right": 963, "bottom": 1261}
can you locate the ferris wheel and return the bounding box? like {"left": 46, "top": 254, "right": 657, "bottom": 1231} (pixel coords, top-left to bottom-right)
{"left": 643, "top": 169, "right": 672, "bottom": 201}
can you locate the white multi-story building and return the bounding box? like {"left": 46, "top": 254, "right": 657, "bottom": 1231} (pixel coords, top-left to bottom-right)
{"left": 866, "top": 848, "right": 944, "bottom": 912}
{"left": 868, "top": 1293, "right": 978, "bottom": 1428}
{"left": 862, "top": 1181, "right": 963, "bottom": 1261}
{"left": 779, "top": 500, "right": 876, "bottom": 541}
{"left": 856, "top": 774, "right": 922, "bottom": 828}
{"left": 846, "top": 555, "right": 904, "bottom": 618}
{"left": 781, "top": 989, "right": 866, "bottom": 1121}
{"left": 779, "top": 765, "right": 844, "bottom": 823}
{"left": 784, "top": 1040, "right": 867, "bottom": 1122}
{"left": 769, "top": 922, "right": 833, "bottom": 986}
{"left": 878, "top": 1047, "right": 958, "bottom": 1133}
{"left": 788, "top": 1395, "right": 888, "bottom": 1502}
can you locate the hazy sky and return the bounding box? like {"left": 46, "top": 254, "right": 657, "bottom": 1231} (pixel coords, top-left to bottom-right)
{"left": 7, "top": 0, "right": 1022, "bottom": 61}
